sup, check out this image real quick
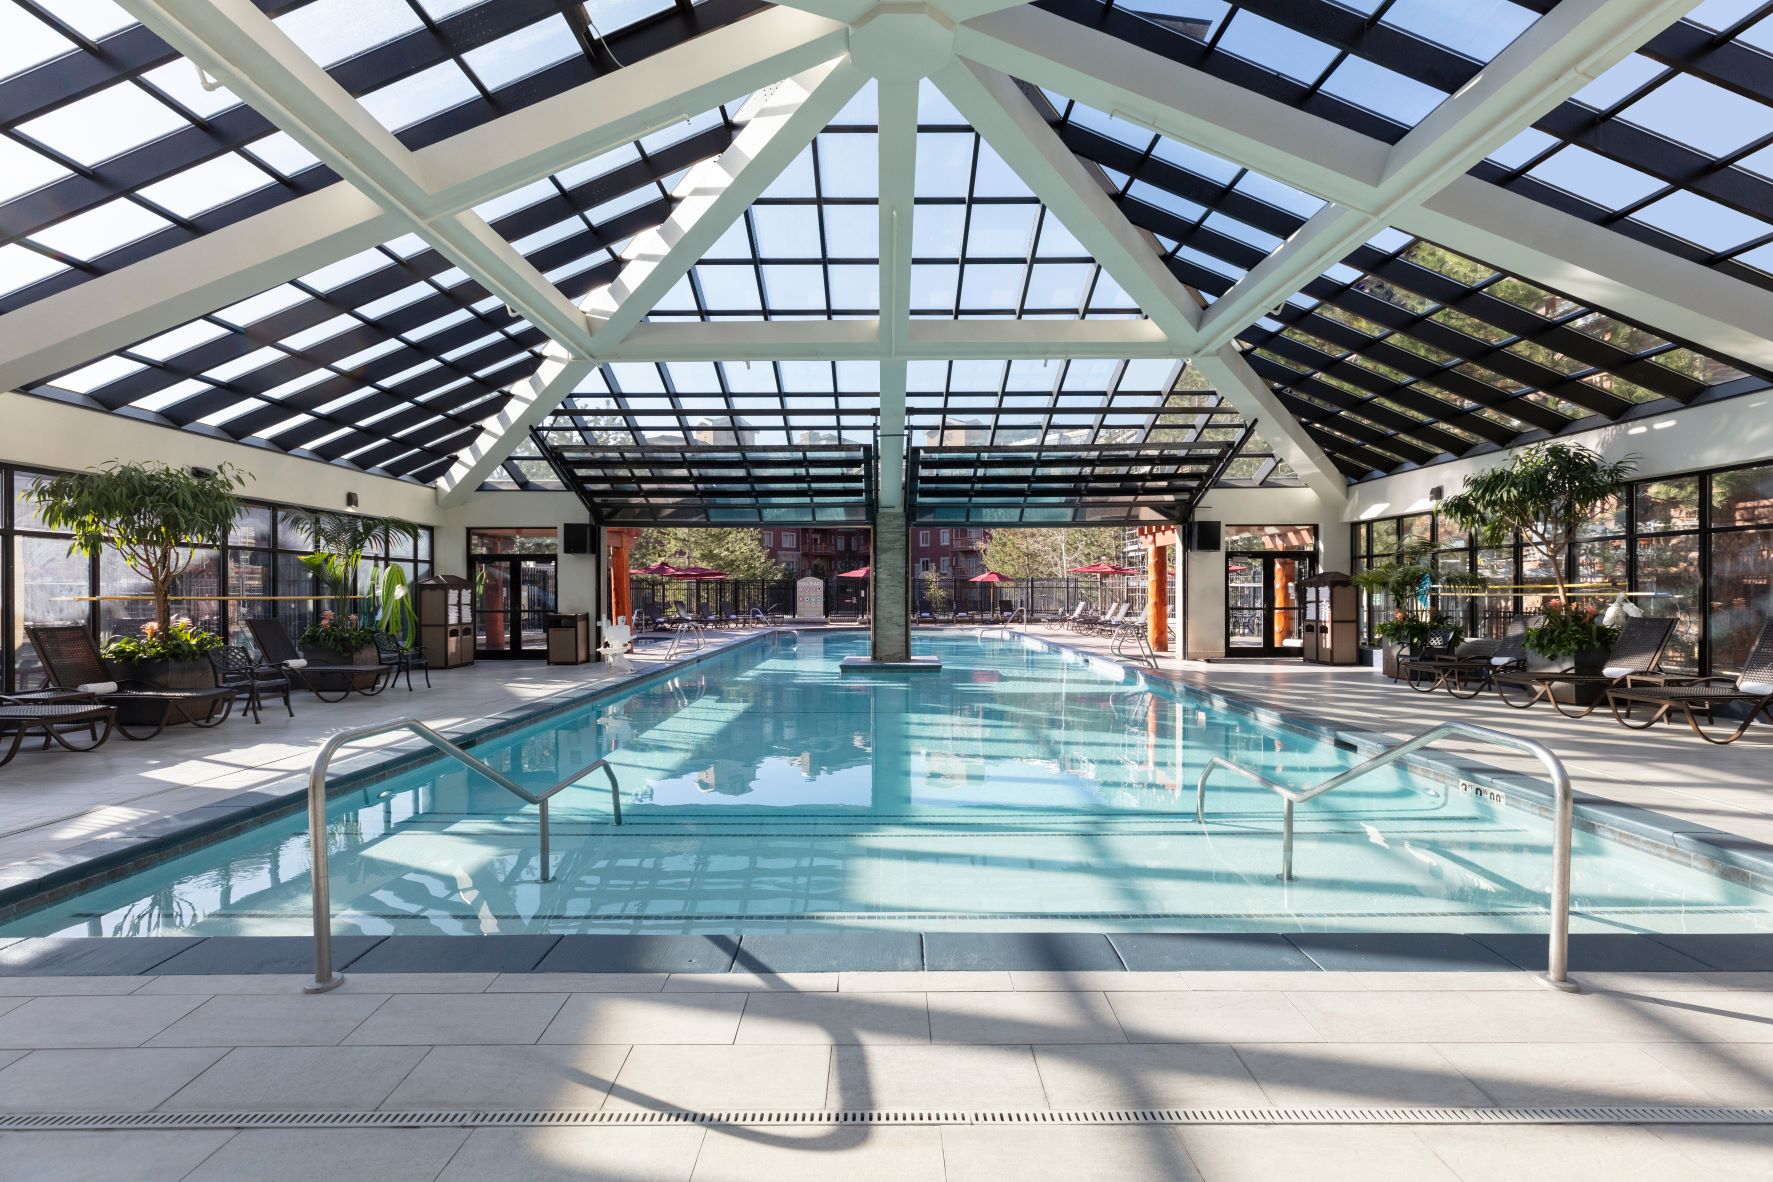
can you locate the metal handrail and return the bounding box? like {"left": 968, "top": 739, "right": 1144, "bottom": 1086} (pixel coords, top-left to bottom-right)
{"left": 1195, "top": 721, "right": 1578, "bottom": 992}
{"left": 303, "top": 718, "right": 621, "bottom": 994}
{"left": 976, "top": 606, "right": 1027, "bottom": 636}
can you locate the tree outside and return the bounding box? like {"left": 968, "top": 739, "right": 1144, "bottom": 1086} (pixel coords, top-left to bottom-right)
{"left": 629, "top": 528, "right": 785, "bottom": 582}
{"left": 982, "top": 527, "right": 1131, "bottom": 582}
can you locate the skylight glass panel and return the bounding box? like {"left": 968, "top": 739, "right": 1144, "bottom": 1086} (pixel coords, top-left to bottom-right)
{"left": 829, "top": 264, "right": 877, "bottom": 309}
{"left": 16, "top": 82, "right": 187, "bottom": 166}
{"left": 30, "top": 198, "right": 171, "bottom": 259}
{"left": 966, "top": 205, "right": 1038, "bottom": 257}
{"left": 1379, "top": 0, "right": 1536, "bottom": 60}
{"left": 0, "top": 137, "right": 70, "bottom": 203}
{"left": 1617, "top": 74, "right": 1773, "bottom": 158}
{"left": 52, "top": 0, "right": 135, "bottom": 40}
{"left": 1214, "top": 11, "right": 1338, "bottom": 84}
{"left": 55, "top": 354, "right": 145, "bottom": 392}
{"left": 1232, "top": 172, "right": 1324, "bottom": 218}
{"left": 275, "top": 0, "right": 425, "bottom": 68}
{"left": 822, "top": 205, "right": 877, "bottom": 258}
{"left": 1570, "top": 55, "right": 1664, "bottom": 111}
{"left": 462, "top": 16, "right": 582, "bottom": 90}
{"left": 1630, "top": 191, "right": 1770, "bottom": 253}
{"left": 0, "top": 5, "right": 76, "bottom": 80}
{"left": 140, "top": 58, "right": 242, "bottom": 120}
{"left": 584, "top": 0, "right": 674, "bottom": 36}
{"left": 216, "top": 285, "right": 310, "bottom": 326}
{"left": 971, "top": 141, "right": 1033, "bottom": 198}
{"left": 818, "top": 134, "right": 878, "bottom": 199}
{"left": 913, "top": 205, "right": 965, "bottom": 257}
{"left": 1526, "top": 146, "right": 1664, "bottom": 210}
{"left": 301, "top": 249, "right": 392, "bottom": 291}
{"left": 914, "top": 134, "right": 973, "bottom": 198}
{"left": 1319, "top": 57, "right": 1447, "bottom": 127}
{"left": 244, "top": 132, "right": 322, "bottom": 178}
{"left": 696, "top": 265, "right": 762, "bottom": 311}
{"left": 131, "top": 319, "right": 228, "bottom": 361}
{"left": 137, "top": 153, "right": 275, "bottom": 218}
{"left": 1486, "top": 127, "right": 1557, "bottom": 170}
{"left": 752, "top": 206, "right": 821, "bottom": 257}
{"left": 358, "top": 61, "right": 479, "bottom": 133}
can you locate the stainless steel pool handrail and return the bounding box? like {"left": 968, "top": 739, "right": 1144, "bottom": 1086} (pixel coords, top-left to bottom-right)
{"left": 1195, "top": 720, "right": 1578, "bottom": 992}
{"left": 303, "top": 718, "right": 621, "bottom": 994}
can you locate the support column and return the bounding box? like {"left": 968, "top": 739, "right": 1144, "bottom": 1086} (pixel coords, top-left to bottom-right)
{"left": 1147, "top": 541, "right": 1169, "bottom": 653}
{"left": 871, "top": 508, "right": 911, "bottom": 662}
{"left": 608, "top": 529, "right": 633, "bottom": 625}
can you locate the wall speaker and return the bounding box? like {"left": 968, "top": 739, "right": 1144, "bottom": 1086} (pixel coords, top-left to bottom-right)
{"left": 562, "top": 523, "right": 592, "bottom": 555}
{"left": 1189, "top": 520, "right": 1222, "bottom": 552}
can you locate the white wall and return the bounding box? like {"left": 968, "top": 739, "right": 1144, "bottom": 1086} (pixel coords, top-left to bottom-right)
{"left": 434, "top": 491, "right": 600, "bottom": 617}
{"left": 1343, "top": 392, "right": 1773, "bottom": 525}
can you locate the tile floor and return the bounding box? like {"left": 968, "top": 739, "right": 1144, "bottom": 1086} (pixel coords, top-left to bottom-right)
{"left": 0, "top": 970, "right": 1768, "bottom": 1179}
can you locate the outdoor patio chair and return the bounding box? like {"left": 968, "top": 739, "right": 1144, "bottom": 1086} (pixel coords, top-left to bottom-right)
{"left": 1606, "top": 620, "right": 1773, "bottom": 744}
{"left": 0, "top": 693, "right": 116, "bottom": 768}
{"left": 207, "top": 645, "right": 294, "bottom": 723}
{"left": 374, "top": 632, "right": 432, "bottom": 691}
{"left": 247, "top": 618, "right": 391, "bottom": 703}
{"left": 1490, "top": 615, "right": 1676, "bottom": 719}
{"left": 1401, "top": 619, "right": 1529, "bottom": 698}
{"left": 25, "top": 625, "right": 234, "bottom": 741}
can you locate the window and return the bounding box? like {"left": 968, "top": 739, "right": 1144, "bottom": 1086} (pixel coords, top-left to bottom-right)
{"left": 939, "top": 529, "right": 950, "bottom": 545}
{"left": 940, "top": 557, "right": 950, "bottom": 574}
{"left": 781, "top": 530, "right": 797, "bottom": 549}
{"left": 919, "top": 530, "right": 931, "bottom": 546}
{"left": 761, "top": 530, "right": 773, "bottom": 547}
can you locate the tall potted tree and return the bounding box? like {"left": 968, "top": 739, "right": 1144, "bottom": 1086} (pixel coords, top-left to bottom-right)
{"left": 30, "top": 462, "right": 247, "bottom": 689}
{"left": 1353, "top": 537, "right": 1474, "bottom": 677}
{"left": 1438, "top": 442, "right": 1635, "bottom": 669}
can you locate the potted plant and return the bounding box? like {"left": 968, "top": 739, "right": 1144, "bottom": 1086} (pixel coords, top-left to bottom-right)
{"left": 298, "top": 609, "right": 380, "bottom": 667}
{"left": 288, "top": 509, "right": 420, "bottom": 622}
{"left": 1526, "top": 598, "right": 1619, "bottom": 670}
{"left": 30, "top": 461, "right": 247, "bottom": 689}
{"left": 1353, "top": 538, "right": 1472, "bottom": 677}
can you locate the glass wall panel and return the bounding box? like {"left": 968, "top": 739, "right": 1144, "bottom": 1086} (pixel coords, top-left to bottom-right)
{"left": 1636, "top": 477, "right": 1700, "bottom": 533}
{"left": 1709, "top": 528, "right": 1773, "bottom": 673}
{"left": 1636, "top": 534, "right": 1701, "bottom": 672}
{"left": 1711, "top": 465, "right": 1773, "bottom": 529}
{"left": 13, "top": 535, "right": 87, "bottom": 688}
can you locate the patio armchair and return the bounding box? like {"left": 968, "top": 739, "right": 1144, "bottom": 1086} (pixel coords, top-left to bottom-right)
{"left": 1489, "top": 615, "right": 1676, "bottom": 719}
{"left": 247, "top": 618, "right": 391, "bottom": 703}
{"left": 0, "top": 693, "right": 116, "bottom": 768}
{"left": 1606, "top": 620, "right": 1773, "bottom": 744}
{"left": 1400, "top": 619, "right": 1529, "bottom": 698}
{"left": 374, "top": 632, "right": 432, "bottom": 692}
{"left": 207, "top": 645, "right": 294, "bottom": 723}
{"left": 24, "top": 625, "right": 234, "bottom": 740}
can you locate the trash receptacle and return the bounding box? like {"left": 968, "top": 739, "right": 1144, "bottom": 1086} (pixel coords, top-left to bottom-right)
{"left": 546, "top": 613, "right": 590, "bottom": 665}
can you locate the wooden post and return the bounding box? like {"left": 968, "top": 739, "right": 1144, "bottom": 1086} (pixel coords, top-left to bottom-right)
{"left": 609, "top": 530, "right": 633, "bottom": 624}
{"left": 1147, "top": 540, "right": 1169, "bottom": 653}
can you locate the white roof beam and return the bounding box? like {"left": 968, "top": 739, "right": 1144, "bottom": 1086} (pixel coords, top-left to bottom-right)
{"left": 576, "top": 318, "right": 1179, "bottom": 361}
{"left": 117, "top": 0, "right": 595, "bottom": 355}
{"left": 583, "top": 58, "right": 866, "bottom": 346}
{"left": 1192, "top": 346, "right": 1348, "bottom": 506}
{"left": 1404, "top": 176, "right": 1773, "bottom": 372}
{"left": 435, "top": 354, "right": 595, "bottom": 507}
{"left": 1195, "top": 0, "right": 1700, "bottom": 351}
{"left": 876, "top": 77, "right": 917, "bottom": 507}
{"left": 954, "top": 6, "right": 1387, "bottom": 209}
{"left": 931, "top": 56, "right": 1199, "bottom": 349}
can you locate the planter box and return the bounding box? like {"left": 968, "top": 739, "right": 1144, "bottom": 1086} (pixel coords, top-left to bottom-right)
{"left": 299, "top": 644, "right": 382, "bottom": 690}
{"left": 108, "top": 656, "right": 215, "bottom": 691}
{"left": 1381, "top": 643, "right": 1404, "bottom": 679}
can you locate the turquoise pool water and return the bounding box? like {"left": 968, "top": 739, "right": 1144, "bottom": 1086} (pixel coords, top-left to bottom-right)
{"left": 7, "top": 630, "right": 1772, "bottom": 937}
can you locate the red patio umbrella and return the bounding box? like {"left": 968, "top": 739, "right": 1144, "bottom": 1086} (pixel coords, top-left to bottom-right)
{"left": 636, "top": 561, "right": 682, "bottom": 576}
{"left": 1068, "top": 561, "right": 1139, "bottom": 613}
{"left": 967, "top": 570, "right": 1013, "bottom": 583}
{"left": 836, "top": 566, "right": 871, "bottom": 578}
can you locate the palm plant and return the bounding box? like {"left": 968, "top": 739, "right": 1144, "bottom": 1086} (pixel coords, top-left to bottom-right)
{"left": 288, "top": 509, "right": 419, "bottom": 621}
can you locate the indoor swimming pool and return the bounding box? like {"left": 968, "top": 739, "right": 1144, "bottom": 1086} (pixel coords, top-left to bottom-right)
{"left": 6, "top": 630, "right": 1771, "bottom": 938}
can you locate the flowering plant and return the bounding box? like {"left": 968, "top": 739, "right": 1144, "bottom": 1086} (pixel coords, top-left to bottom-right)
{"left": 299, "top": 610, "right": 378, "bottom": 657}
{"left": 1525, "top": 598, "right": 1620, "bottom": 660}
{"left": 102, "top": 617, "right": 225, "bottom": 663}
{"left": 1373, "top": 609, "right": 1461, "bottom": 650}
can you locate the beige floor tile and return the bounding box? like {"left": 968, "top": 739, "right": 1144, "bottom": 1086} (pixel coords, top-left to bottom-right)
{"left": 183, "top": 1127, "right": 469, "bottom": 1182}
{"left": 837, "top": 971, "right": 1011, "bottom": 992}
{"left": 1179, "top": 1126, "right": 1459, "bottom": 1181}
{"left": 927, "top": 990, "right": 1125, "bottom": 1044}
{"left": 0, "top": 975, "right": 152, "bottom": 995}
{"left": 1414, "top": 1124, "right": 1697, "bottom": 1182}
{"left": 0, "top": 1047, "right": 224, "bottom": 1111}
{"left": 1640, "top": 1040, "right": 1773, "bottom": 1104}
{"left": 826, "top": 1044, "right": 1047, "bottom": 1109}
{"left": 489, "top": 973, "right": 665, "bottom": 993}
{"left": 1286, "top": 989, "right": 1653, "bottom": 1044}
{"left": 1166, "top": 972, "right": 1368, "bottom": 991}
{"left": 164, "top": 1045, "right": 428, "bottom": 1110}
{"left": 1034, "top": 1043, "right": 1266, "bottom": 1108}
{"left": 1648, "top": 1125, "right": 1773, "bottom": 1181}
{"left": 540, "top": 992, "right": 747, "bottom": 1045}
{"left": 134, "top": 974, "right": 312, "bottom": 995}
{"left": 736, "top": 992, "right": 929, "bottom": 1044}
{"left": 1108, "top": 991, "right": 1322, "bottom": 1044}
{"left": 1351, "top": 972, "right": 1543, "bottom": 992}
{"left": 1235, "top": 1043, "right": 1490, "bottom": 1107}
{"left": 147, "top": 992, "right": 388, "bottom": 1047}
{"left": 1573, "top": 971, "right": 1731, "bottom": 994}
{"left": 437, "top": 1126, "right": 705, "bottom": 1182}
{"left": 942, "top": 1124, "right": 1202, "bottom": 1181}
{"left": 135, "top": 973, "right": 493, "bottom": 995}
{"left": 345, "top": 992, "right": 565, "bottom": 1046}
{"left": 1700, "top": 972, "right": 1773, "bottom": 990}
{"left": 665, "top": 973, "right": 835, "bottom": 992}
{"left": 1436, "top": 1041, "right": 1723, "bottom": 1107}
{"left": 383, "top": 1043, "right": 628, "bottom": 1110}
{"left": 0, "top": 1129, "right": 234, "bottom": 1181}
{"left": 691, "top": 1125, "right": 944, "bottom": 1181}
{"left": 607, "top": 1043, "right": 830, "bottom": 1112}
{"left": 0, "top": 994, "right": 206, "bottom": 1048}
{"left": 336, "top": 973, "right": 496, "bottom": 994}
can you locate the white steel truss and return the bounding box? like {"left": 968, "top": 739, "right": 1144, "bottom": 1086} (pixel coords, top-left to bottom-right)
{"left": 6, "top": 0, "right": 1762, "bottom": 498}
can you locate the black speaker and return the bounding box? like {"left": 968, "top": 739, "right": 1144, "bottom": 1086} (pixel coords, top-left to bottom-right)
{"left": 1189, "top": 520, "right": 1222, "bottom": 552}
{"left": 562, "top": 523, "right": 592, "bottom": 555}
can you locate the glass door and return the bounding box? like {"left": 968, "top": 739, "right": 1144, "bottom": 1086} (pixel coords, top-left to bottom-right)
{"left": 1226, "top": 553, "right": 1315, "bottom": 656}
{"left": 468, "top": 528, "right": 559, "bottom": 659}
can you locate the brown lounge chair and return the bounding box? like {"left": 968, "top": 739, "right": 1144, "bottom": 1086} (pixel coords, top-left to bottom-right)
{"left": 25, "top": 625, "right": 234, "bottom": 741}
{"left": 0, "top": 695, "right": 117, "bottom": 767}
{"left": 248, "top": 618, "right": 391, "bottom": 703}
{"left": 1401, "top": 619, "right": 1529, "bottom": 699}
{"left": 1607, "top": 620, "right": 1773, "bottom": 745}
{"left": 1489, "top": 615, "right": 1675, "bottom": 719}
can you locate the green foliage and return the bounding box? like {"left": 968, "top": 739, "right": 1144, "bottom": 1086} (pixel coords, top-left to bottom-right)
{"left": 1371, "top": 609, "right": 1461, "bottom": 650}
{"left": 30, "top": 461, "right": 249, "bottom": 632}
{"left": 1438, "top": 443, "right": 1635, "bottom": 598}
{"left": 1525, "top": 598, "right": 1620, "bottom": 660}
{"left": 630, "top": 528, "right": 784, "bottom": 582}
{"left": 289, "top": 509, "right": 419, "bottom": 616}
{"left": 300, "top": 611, "right": 377, "bottom": 657}
{"left": 372, "top": 565, "right": 418, "bottom": 646}
{"left": 921, "top": 568, "right": 951, "bottom": 612}
{"left": 982, "top": 528, "right": 1126, "bottom": 583}
{"left": 102, "top": 617, "right": 225, "bottom": 664}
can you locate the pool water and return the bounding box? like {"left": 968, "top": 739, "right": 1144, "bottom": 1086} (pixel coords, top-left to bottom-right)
{"left": 8, "top": 630, "right": 1772, "bottom": 937}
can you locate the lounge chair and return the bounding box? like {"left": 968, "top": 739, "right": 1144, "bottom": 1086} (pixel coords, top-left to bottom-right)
{"left": 247, "top": 618, "right": 390, "bottom": 703}
{"left": 25, "top": 625, "right": 234, "bottom": 740}
{"left": 0, "top": 694, "right": 116, "bottom": 767}
{"left": 1490, "top": 616, "right": 1675, "bottom": 719}
{"left": 374, "top": 632, "right": 431, "bottom": 691}
{"left": 1401, "top": 619, "right": 1528, "bottom": 698}
{"left": 1387, "top": 626, "right": 1457, "bottom": 683}
{"left": 1606, "top": 620, "right": 1773, "bottom": 744}
{"left": 207, "top": 645, "right": 294, "bottom": 723}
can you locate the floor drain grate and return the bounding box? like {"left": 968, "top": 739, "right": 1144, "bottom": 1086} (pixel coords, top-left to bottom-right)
{"left": 1, "top": 1106, "right": 1770, "bottom": 1131}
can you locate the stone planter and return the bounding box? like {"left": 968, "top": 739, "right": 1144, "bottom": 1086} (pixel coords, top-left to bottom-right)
{"left": 1381, "top": 643, "right": 1405, "bottom": 679}
{"left": 108, "top": 656, "right": 214, "bottom": 690}
{"left": 300, "top": 644, "right": 382, "bottom": 690}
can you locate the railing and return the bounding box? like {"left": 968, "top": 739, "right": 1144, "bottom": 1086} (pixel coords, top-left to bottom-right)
{"left": 976, "top": 606, "right": 1028, "bottom": 636}
{"left": 1195, "top": 721, "right": 1578, "bottom": 992}
{"left": 302, "top": 719, "right": 621, "bottom": 994}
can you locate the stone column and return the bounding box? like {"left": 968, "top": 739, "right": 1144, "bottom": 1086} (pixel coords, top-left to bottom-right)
{"left": 871, "top": 508, "right": 911, "bottom": 662}
{"left": 1147, "top": 541, "right": 1170, "bottom": 653}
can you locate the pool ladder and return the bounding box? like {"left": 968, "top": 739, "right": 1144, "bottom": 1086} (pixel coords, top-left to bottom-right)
{"left": 301, "top": 718, "right": 622, "bottom": 994}
{"left": 1195, "top": 721, "right": 1578, "bottom": 992}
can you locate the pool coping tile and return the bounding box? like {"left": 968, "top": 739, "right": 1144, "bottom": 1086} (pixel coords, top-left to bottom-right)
{"left": 536, "top": 935, "right": 740, "bottom": 975}
{"left": 1285, "top": 933, "right": 1517, "bottom": 973}
{"left": 924, "top": 933, "right": 1124, "bottom": 972}
{"left": 349, "top": 935, "right": 560, "bottom": 975}
{"left": 1109, "top": 933, "right": 1320, "bottom": 972}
